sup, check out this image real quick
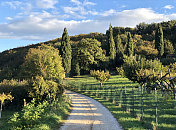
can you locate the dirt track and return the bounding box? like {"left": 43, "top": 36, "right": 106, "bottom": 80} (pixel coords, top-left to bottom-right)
{"left": 60, "top": 90, "right": 122, "bottom": 130}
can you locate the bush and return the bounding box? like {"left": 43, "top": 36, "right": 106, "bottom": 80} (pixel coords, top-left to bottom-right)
{"left": 90, "top": 70, "right": 111, "bottom": 87}
{"left": 116, "top": 67, "right": 125, "bottom": 77}
{"left": 161, "top": 58, "right": 175, "bottom": 65}
{"left": 29, "top": 76, "right": 64, "bottom": 102}
{"left": 9, "top": 99, "right": 49, "bottom": 129}
{"left": 0, "top": 79, "right": 29, "bottom": 108}
{"left": 123, "top": 55, "right": 163, "bottom": 83}
{"left": 9, "top": 95, "right": 71, "bottom": 130}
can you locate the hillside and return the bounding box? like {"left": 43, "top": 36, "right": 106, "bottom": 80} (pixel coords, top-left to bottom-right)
{"left": 0, "top": 20, "right": 176, "bottom": 81}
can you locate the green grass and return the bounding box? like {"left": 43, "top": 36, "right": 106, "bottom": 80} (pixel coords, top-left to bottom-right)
{"left": 0, "top": 109, "right": 19, "bottom": 130}
{"left": 0, "top": 97, "right": 71, "bottom": 130}
{"left": 65, "top": 75, "right": 176, "bottom": 130}
{"left": 32, "top": 101, "right": 71, "bottom": 130}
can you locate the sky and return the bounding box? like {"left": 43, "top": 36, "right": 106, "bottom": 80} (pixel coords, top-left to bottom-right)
{"left": 0, "top": 0, "right": 176, "bottom": 52}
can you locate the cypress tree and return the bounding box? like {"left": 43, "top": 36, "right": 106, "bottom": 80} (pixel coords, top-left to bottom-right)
{"left": 61, "top": 27, "right": 72, "bottom": 73}
{"left": 155, "top": 24, "right": 164, "bottom": 57}
{"left": 109, "top": 24, "right": 116, "bottom": 60}
{"left": 116, "top": 35, "right": 124, "bottom": 66}
{"left": 126, "top": 32, "right": 134, "bottom": 56}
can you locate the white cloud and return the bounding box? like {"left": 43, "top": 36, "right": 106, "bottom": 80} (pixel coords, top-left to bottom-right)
{"left": 63, "top": 0, "right": 97, "bottom": 18}
{"left": 71, "top": 0, "right": 81, "bottom": 5}
{"left": 164, "top": 5, "right": 174, "bottom": 10}
{"left": 5, "top": 17, "right": 13, "bottom": 21}
{"left": 2, "top": 1, "right": 22, "bottom": 9}
{"left": 36, "top": 0, "right": 58, "bottom": 9}
{"left": 83, "top": 0, "right": 96, "bottom": 6}
{"left": 0, "top": 8, "right": 176, "bottom": 41}
{"left": 102, "top": 9, "right": 116, "bottom": 16}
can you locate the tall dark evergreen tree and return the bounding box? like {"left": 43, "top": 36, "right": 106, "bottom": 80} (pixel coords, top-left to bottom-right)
{"left": 116, "top": 35, "right": 124, "bottom": 66}
{"left": 61, "top": 27, "right": 72, "bottom": 73}
{"left": 155, "top": 24, "right": 164, "bottom": 57}
{"left": 108, "top": 24, "right": 116, "bottom": 60}
{"left": 126, "top": 32, "right": 134, "bottom": 56}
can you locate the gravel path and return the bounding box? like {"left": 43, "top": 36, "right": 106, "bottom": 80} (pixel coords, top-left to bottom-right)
{"left": 60, "top": 90, "right": 122, "bottom": 130}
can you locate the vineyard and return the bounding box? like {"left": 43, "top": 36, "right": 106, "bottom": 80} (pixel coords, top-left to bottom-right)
{"left": 65, "top": 75, "right": 176, "bottom": 130}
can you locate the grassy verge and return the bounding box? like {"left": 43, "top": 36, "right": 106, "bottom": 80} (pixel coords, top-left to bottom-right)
{"left": 32, "top": 97, "right": 71, "bottom": 130}
{"left": 0, "top": 95, "right": 71, "bottom": 130}
{"left": 0, "top": 109, "right": 19, "bottom": 130}
{"left": 65, "top": 75, "right": 176, "bottom": 130}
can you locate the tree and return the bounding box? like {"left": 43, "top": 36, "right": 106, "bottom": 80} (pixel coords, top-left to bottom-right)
{"left": 61, "top": 27, "right": 72, "bottom": 74}
{"left": 126, "top": 32, "right": 134, "bottom": 56}
{"left": 164, "top": 39, "right": 175, "bottom": 55}
{"left": 136, "top": 45, "right": 158, "bottom": 59}
{"left": 155, "top": 24, "right": 164, "bottom": 57}
{"left": 90, "top": 70, "right": 111, "bottom": 87}
{"left": 108, "top": 24, "right": 116, "bottom": 61}
{"left": 70, "top": 59, "right": 80, "bottom": 76}
{"left": 77, "top": 38, "right": 106, "bottom": 72}
{"left": 0, "top": 93, "right": 13, "bottom": 118}
{"left": 115, "top": 35, "right": 124, "bottom": 66}
{"left": 20, "top": 44, "right": 64, "bottom": 81}
{"left": 29, "top": 76, "right": 63, "bottom": 102}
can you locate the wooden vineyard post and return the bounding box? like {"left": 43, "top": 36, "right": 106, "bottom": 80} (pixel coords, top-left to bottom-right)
{"left": 124, "top": 86, "right": 127, "bottom": 111}
{"left": 119, "top": 87, "right": 123, "bottom": 107}
{"left": 132, "top": 87, "right": 135, "bottom": 117}
{"left": 111, "top": 85, "right": 113, "bottom": 97}
{"left": 155, "top": 87, "right": 158, "bottom": 128}
{"left": 140, "top": 85, "right": 144, "bottom": 121}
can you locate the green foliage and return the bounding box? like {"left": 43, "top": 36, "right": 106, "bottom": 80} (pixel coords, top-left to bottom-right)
{"left": 77, "top": 38, "right": 106, "bottom": 72}
{"left": 0, "top": 79, "right": 29, "bottom": 107}
{"left": 115, "top": 35, "right": 124, "bottom": 66}
{"left": 136, "top": 45, "right": 158, "bottom": 59}
{"left": 29, "top": 76, "right": 64, "bottom": 102}
{"left": 155, "top": 24, "right": 164, "bottom": 57}
{"left": 108, "top": 24, "right": 116, "bottom": 60}
{"left": 20, "top": 44, "right": 64, "bottom": 81}
{"left": 116, "top": 67, "right": 125, "bottom": 77}
{"left": 123, "top": 55, "right": 163, "bottom": 82}
{"left": 90, "top": 70, "right": 111, "bottom": 87}
{"left": 9, "top": 96, "right": 71, "bottom": 130}
{"left": 70, "top": 59, "right": 80, "bottom": 76}
{"left": 61, "top": 27, "right": 72, "bottom": 74}
{"left": 161, "top": 58, "right": 175, "bottom": 65}
{"left": 9, "top": 99, "right": 49, "bottom": 129}
{"left": 164, "top": 39, "right": 175, "bottom": 55}
{"left": 126, "top": 32, "right": 134, "bottom": 56}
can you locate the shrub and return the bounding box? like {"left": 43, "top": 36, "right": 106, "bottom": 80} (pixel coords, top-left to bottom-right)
{"left": 29, "top": 76, "right": 64, "bottom": 102}
{"left": 123, "top": 55, "right": 163, "bottom": 83}
{"left": 116, "top": 67, "right": 125, "bottom": 77}
{"left": 0, "top": 79, "right": 29, "bottom": 107}
{"left": 9, "top": 99, "right": 49, "bottom": 129}
{"left": 161, "top": 58, "right": 175, "bottom": 65}
{"left": 90, "top": 70, "right": 111, "bottom": 87}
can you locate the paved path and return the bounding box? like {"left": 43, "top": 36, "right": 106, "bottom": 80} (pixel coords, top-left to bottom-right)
{"left": 60, "top": 90, "right": 122, "bottom": 130}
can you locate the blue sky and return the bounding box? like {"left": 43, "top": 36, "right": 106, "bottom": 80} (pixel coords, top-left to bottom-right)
{"left": 0, "top": 0, "right": 176, "bottom": 52}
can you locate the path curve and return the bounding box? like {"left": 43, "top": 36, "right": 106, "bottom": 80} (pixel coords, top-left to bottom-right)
{"left": 60, "top": 90, "right": 122, "bottom": 130}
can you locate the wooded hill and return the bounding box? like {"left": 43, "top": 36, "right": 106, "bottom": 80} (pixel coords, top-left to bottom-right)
{"left": 0, "top": 20, "right": 176, "bottom": 81}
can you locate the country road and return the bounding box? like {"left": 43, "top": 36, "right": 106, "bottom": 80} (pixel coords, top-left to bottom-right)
{"left": 60, "top": 90, "right": 122, "bottom": 130}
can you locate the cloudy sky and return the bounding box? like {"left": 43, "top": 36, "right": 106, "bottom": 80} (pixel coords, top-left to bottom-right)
{"left": 0, "top": 0, "right": 176, "bottom": 52}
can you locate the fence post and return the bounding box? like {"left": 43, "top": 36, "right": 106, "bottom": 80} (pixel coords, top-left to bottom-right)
{"left": 155, "top": 87, "right": 158, "bottom": 128}
{"left": 140, "top": 85, "right": 144, "bottom": 121}
{"left": 119, "top": 87, "right": 123, "bottom": 107}
{"left": 132, "top": 87, "right": 135, "bottom": 116}
{"left": 124, "top": 86, "right": 127, "bottom": 111}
